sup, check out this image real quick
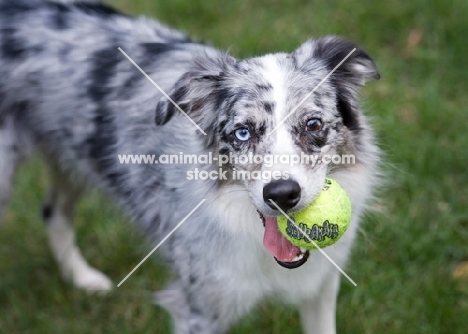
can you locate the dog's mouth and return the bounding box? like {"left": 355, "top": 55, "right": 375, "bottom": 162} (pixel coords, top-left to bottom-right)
{"left": 258, "top": 211, "right": 309, "bottom": 269}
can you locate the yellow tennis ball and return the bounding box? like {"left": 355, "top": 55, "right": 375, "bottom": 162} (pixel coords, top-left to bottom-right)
{"left": 277, "top": 178, "right": 351, "bottom": 249}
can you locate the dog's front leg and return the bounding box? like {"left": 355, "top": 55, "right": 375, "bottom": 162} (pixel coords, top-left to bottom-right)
{"left": 43, "top": 184, "right": 113, "bottom": 292}
{"left": 299, "top": 271, "right": 340, "bottom": 334}
{"left": 155, "top": 281, "right": 224, "bottom": 334}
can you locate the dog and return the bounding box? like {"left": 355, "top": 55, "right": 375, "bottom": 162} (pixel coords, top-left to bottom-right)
{"left": 0, "top": 0, "right": 380, "bottom": 333}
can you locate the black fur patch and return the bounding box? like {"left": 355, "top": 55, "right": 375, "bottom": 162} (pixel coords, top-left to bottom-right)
{"left": 1, "top": 28, "right": 26, "bottom": 59}
{"left": 336, "top": 93, "right": 361, "bottom": 131}
{"left": 154, "top": 100, "right": 176, "bottom": 126}
{"left": 141, "top": 42, "right": 181, "bottom": 55}
{"left": 49, "top": 2, "right": 71, "bottom": 30}
{"left": 87, "top": 104, "right": 127, "bottom": 194}
{"left": 88, "top": 46, "right": 122, "bottom": 102}
{"left": 257, "top": 121, "right": 267, "bottom": 137}
{"left": 292, "top": 124, "right": 328, "bottom": 152}
{"left": 218, "top": 119, "right": 229, "bottom": 134}
{"left": 42, "top": 204, "right": 53, "bottom": 221}
{"left": 0, "top": 2, "right": 34, "bottom": 17}
{"left": 311, "top": 128, "right": 329, "bottom": 148}
{"left": 312, "top": 38, "right": 379, "bottom": 131}
{"left": 313, "top": 97, "right": 324, "bottom": 110}
{"left": 214, "top": 87, "right": 232, "bottom": 111}
{"left": 72, "top": 2, "right": 127, "bottom": 18}
{"left": 121, "top": 43, "right": 182, "bottom": 97}
{"left": 155, "top": 85, "right": 187, "bottom": 126}
{"left": 218, "top": 146, "right": 230, "bottom": 157}
{"left": 189, "top": 274, "right": 198, "bottom": 284}
{"left": 87, "top": 107, "right": 119, "bottom": 181}
{"left": 11, "top": 100, "right": 29, "bottom": 115}
{"left": 263, "top": 102, "right": 274, "bottom": 114}
{"left": 1, "top": 1, "right": 125, "bottom": 31}
{"left": 87, "top": 108, "right": 131, "bottom": 197}
{"left": 332, "top": 85, "right": 361, "bottom": 131}
{"left": 312, "top": 38, "right": 377, "bottom": 78}
{"left": 256, "top": 83, "right": 273, "bottom": 91}
{"left": 88, "top": 108, "right": 116, "bottom": 161}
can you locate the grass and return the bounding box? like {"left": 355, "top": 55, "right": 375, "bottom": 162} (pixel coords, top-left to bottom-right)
{"left": 1, "top": 0, "right": 468, "bottom": 333}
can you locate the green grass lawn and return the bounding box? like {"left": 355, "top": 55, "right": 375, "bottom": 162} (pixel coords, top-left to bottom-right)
{"left": 1, "top": 0, "right": 468, "bottom": 333}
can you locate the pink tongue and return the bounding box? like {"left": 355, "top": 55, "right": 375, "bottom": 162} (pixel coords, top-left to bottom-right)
{"left": 263, "top": 216, "right": 301, "bottom": 262}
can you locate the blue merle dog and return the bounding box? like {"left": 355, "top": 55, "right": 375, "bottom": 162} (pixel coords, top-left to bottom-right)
{"left": 0, "top": 0, "right": 380, "bottom": 333}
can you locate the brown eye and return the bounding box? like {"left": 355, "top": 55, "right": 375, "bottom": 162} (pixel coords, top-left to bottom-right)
{"left": 306, "top": 118, "right": 322, "bottom": 132}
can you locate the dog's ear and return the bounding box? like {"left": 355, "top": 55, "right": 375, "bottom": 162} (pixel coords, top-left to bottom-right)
{"left": 155, "top": 51, "right": 236, "bottom": 137}
{"left": 293, "top": 36, "right": 380, "bottom": 130}
{"left": 294, "top": 36, "right": 380, "bottom": 85}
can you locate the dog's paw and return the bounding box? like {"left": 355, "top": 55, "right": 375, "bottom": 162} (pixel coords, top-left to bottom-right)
{"left": 72, "top": 266, "right": 113, "bottom": 292}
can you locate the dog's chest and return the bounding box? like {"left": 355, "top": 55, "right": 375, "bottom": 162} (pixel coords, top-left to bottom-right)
{"left": 210, "top": 203, "right": 329, "bottom": 304}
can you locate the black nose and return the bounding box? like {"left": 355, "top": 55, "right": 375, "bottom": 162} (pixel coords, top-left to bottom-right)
{"left": 263, "top": 180, "right": 301, "bottom": 211}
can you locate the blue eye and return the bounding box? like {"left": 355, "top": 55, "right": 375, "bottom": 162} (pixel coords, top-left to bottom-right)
{"left": 234, "top": 128, "right": 251, "bottom": 141}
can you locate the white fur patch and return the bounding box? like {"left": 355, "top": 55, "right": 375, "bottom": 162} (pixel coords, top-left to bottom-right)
{"left": 46, "top": 207, "right": 113, "bottom": 292}
{"left": 259, "top": 55, "right": 295, "bottom": 154}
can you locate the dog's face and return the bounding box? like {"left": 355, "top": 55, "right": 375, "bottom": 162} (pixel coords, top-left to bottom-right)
{"left": 157, "top": 37, "right": 379, "bottom": 268}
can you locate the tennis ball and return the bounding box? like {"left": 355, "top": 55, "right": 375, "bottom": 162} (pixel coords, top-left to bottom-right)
{"left": 277, "top": 178, "right": 351, "bottom": 249}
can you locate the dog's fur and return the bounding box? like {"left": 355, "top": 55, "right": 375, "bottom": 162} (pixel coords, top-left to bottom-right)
{"left": 0, "top": 0, "right": 380, "bottom": 333}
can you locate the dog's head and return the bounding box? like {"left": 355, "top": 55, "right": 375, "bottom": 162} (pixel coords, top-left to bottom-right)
{"left": 156, "top": 36, "right": 379, "bottom": 268}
